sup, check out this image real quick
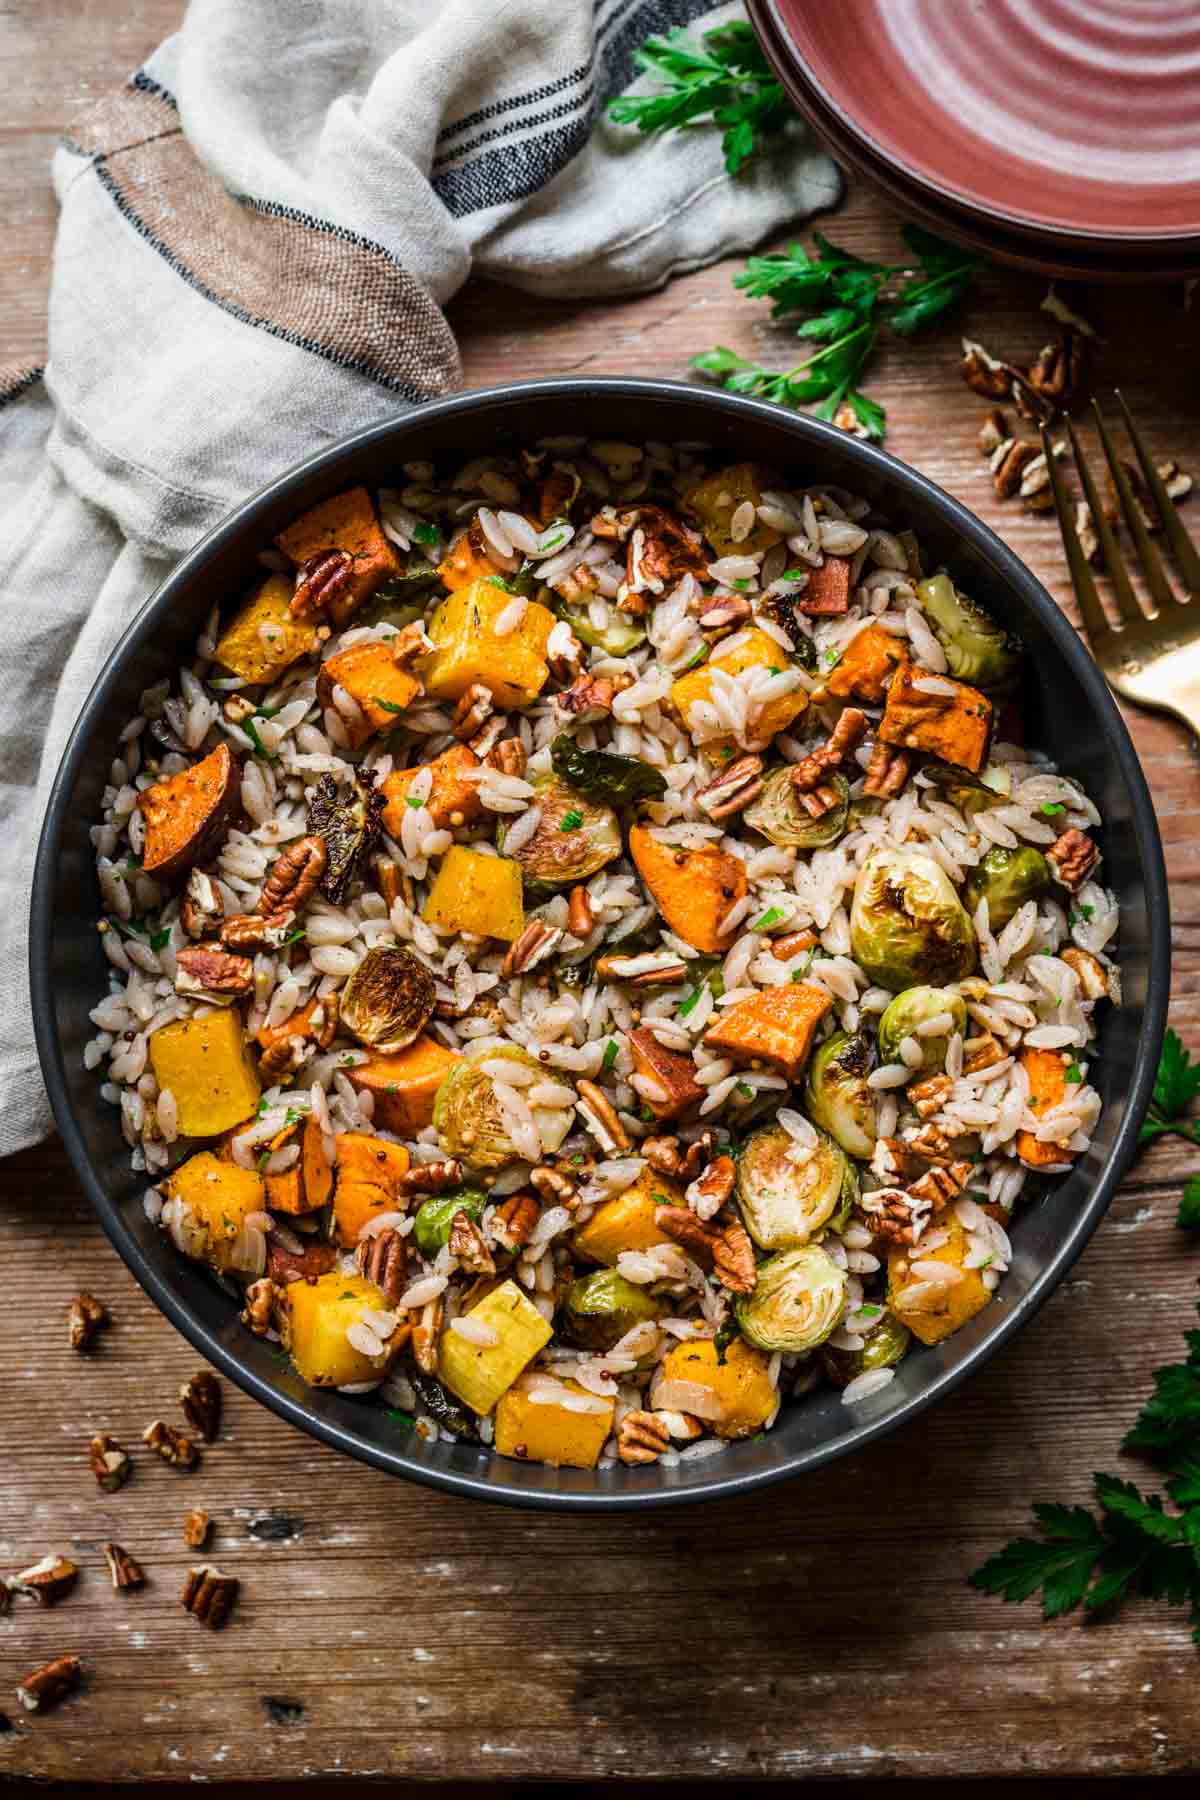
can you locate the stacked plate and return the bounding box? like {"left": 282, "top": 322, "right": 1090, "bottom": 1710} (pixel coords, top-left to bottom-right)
{"left": 747, "top": 0, "right": 1200, "bottom": 280}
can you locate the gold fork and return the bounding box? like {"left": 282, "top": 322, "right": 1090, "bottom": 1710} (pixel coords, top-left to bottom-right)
{"left": 1041, "top": 393, "right": 1200, "bottom": 735}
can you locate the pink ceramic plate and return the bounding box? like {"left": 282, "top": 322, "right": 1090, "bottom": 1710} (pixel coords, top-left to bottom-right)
{"left": 760, "top": 0, "right": 1200, "bottom": 246}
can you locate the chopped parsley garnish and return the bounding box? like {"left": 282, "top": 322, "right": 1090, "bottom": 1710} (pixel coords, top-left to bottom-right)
{"left": 281, "top": 926, "right": 306, "bottom": 946}
{"left": 752, "top": 905, "right": 786, "bottom": 930}
{"left": 678, "top": 987, "right": 703, "bottom": 1018}
{"left": 560, "top": 810, "right": 584, "bottom": 832}
{"left": 1064, "top": 1062, "right": 1084, "bottom": 1085}
{"left": 1039, "top": 802, "right": 1067, "bottom": 817}
{"left": 601, "top": 1039, "right": 619, "bottom": 1072}
{"left": 736, "top": 1081, "right": 755, "bottom": 1100}
{"left": 730, "top": 577, "right": 751, "bottom": 591}
{"left": 411, "top": 522, "right": 439, "bottom": 546}
{"left": 242, "top": 717, "right": 276, "bottom": 760}
{"left": 373, "top": 696, "right": 409, "bottom": 715}
{"left": 541, "top": 530, "right": 567, "bottom": 551}
{"left": 858, "top": 1304, "right": 882, "bottom": 1320}
{"left": 639, "top": 1104, "right": 656, "bottom": 1123}
{"left": 485, "top": 574, "right": 513, "bottom": 591}
{"left": 1071, "top": 903, "right": 1096, "bottom": 926}
{"left": 406, "top": 794, "right": 424, "bottom": 809}
{"left": 780, "top": 568, "right": 808, "bottom": 581}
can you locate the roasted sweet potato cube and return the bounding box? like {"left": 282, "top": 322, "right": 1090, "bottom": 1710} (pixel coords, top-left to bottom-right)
{"left": 878, "top": 663, "right": 993, "bottom": 774}
{"left": 381, "top": 745, "right": 484, "bottom": 834}
{"left": 138, "top": 742, "right": 240, "bottom": 884}
{"left": 301, "top": 1112, "right": 334, "bottom": 1210}
{"left": 333, "top": 1131, "right": 412, "bottom": 1247}
{"left": 702, "top": 983, "right": 833, "bottom": 1081}
{"left": 826, "top": 623, "right": 909, "bottom": 704}
{"left": 627, "top": 1026, "right": 703, "bottom": 1122}
{"left": 217, "top": 1117, "right": 311, "bottom": 1215}
{"left": 275, "top": 485, "right": 400, "bottom": 625}
{"left": 316, "top": 642, "right": 421, "bottom": 747}
{"left": 798, "top": 554, "right": 853, "bottom": 616}
{"left": 348, "top": 1037, "right": 464, "bottom": 1136}
{"left": 629, "top": 824, "right": 747, "bottom": 954}
{"left": 437, "top": 517, "right": 506, "bottom": 592}
{"left": 1016, "top": 1046, "right": 1077, "bottom": 1169}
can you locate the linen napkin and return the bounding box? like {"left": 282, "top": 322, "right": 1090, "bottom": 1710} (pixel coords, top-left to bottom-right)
{"left": 0, "top": 0, "right": 840, "bottom": 1157}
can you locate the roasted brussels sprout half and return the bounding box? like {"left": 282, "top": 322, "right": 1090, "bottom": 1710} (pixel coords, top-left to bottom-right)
{"left": 803, "top": 1030, "right": 877, "bottom": 1159}
{"left": 735, "top": 1244, "right": 848, "bottom": 1353}
{"left": 849, "top": 846, "right": 976, "bottom": 992}
{"left": 921, "top": 759, "right": 1009, "bottom": 819}
{"left": 307, "top": 769, "right": 385, "bottom": 902}
{"left": 554, "top": 599, "right": 646, "bottom": 657}
{"left": 876, "top": 986, "right": 967, "bottom": 1075}
{"left": 827, "top": 1155, "right": 860, "bottom": 1239}
{"left": 561, "top": 1270, "right": 665, "bottom": 1351}
{"left": 432, "top": 1041, "right": 572, "bottom": 1170}
{"left": 762, "top": 596, "right": 818, "bottom": 670}
{"left": 963, "top": 846, "right": 1051, "bottom": 933}
{"left": 411, "top": 1370, "right": 481, "bottom": 1441}
{"left": 495, "top": 773, "right": 621, "bottom": 893}
{"left": 820, "top": 1311, "right": 912, "bottom": 1386}
{"left": 339, "top": 946, "right": 436, "bottom": 1052}
{"left": 917, "top": 573, "right": 1021, "bottom": 691}
{"left": 550, "top": 735, "right": 667, "bottom": 806}
{"left": 846, "top": 794, "right": 885, "bottom": 831}
{"left": 736, "top": 1123, "right": 847, "bottom": 1251}
{"left": 743, "top": 767, "right": 849, "bottom": 850}
{"left": 413, "top": 1186, "right": 487, "bottom": 1258}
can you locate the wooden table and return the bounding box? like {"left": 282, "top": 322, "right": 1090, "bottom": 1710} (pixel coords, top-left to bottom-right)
{"left": 4, "top": 2, "right": 1200, "bottom": 1784}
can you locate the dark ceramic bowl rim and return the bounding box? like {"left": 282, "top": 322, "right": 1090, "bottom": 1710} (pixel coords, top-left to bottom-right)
{"left": 31, "top": 377, "right": 1170, "bottom": 1510}
{"left": 751, "top": 0, "right": 1200, "bottom": 251}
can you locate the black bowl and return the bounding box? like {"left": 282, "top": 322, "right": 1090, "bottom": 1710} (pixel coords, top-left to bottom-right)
{"left": 30, "top": 379, "right": 1169, "bottom": 1509}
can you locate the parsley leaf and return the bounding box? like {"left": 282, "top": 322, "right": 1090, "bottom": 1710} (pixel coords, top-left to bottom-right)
{"left": 601, "top": 1039, "right": 619, "bottom": 1072}
{"left": 969, "top": 1503, "right": 1104, "bottom": 1618}
{"left": 1140, "top": 1029, "right": 1200, "bottom": 1148}
{"left": 411, "top": 522, "right": 439, "bottom": 546}
{"left": 373, "top": 696, "right": 409, "bottom": 715}
{"left": 1179, "top": 1178, "right": 1200, "bottom": 1230}
{"left": 607, "top": 21, "right": 792, "bottom": 176}
{"left": 560, "top": 810, "right": 584, "bottom": 832}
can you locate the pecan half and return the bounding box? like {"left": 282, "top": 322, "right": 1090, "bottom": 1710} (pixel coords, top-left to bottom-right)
{"left": 452, "top": 682, "right": 494, "bottom": 741}
{"left": 174, "top": 942, "right": 254, "bottom": 1000}
{"left": 411, "top": 1295, "right": 443, "bottom": 1375}
{"left": 712, "top": 1216, "right": 757, "bottom": 1295}
{"left": 501, "top": 919, "right": 563, "bottom": 979}
{"left": 467, "top": 712, "right": 510, "bottom": 759}
{"left": 960, "top": 339, "right": 1013, "bottom": 400}
{"left": 291, "top": 547, "right": 353, "bottom": 620}
{"left": 12, "top": 1555, "right": 78, "bottom": 1607}
{"left": 530, "top": 1166, "right": 578, "bottom": 1208}
{"left": 182, "top": 1566, "right": 239, "bottom": 1630}
{"left": 594, "top": 953, "right": 689, "bottom": 988}
{"left": 240, "top": 1277, "right": 280, "bottom": 1337}
{"left": 355, "top": 1227, "right": 409, "bottom": 1302}
{"left": 448, "top": 1209, "right": 496, "bottom": 1276}
{"left": 696, "top": 595, "right": 753, "bottom": 636}
{"left": 685, "top": 1154, "right": 736, "bottom": 1221}
{"left": 642, "top": 1128, "right": 718, "bottom": 1182}
{"left": 964, "top": 1035, "right": 1006, "bottom": 1076}
{"left": 1026, "top": 332, "right": 1087, "bottom": 409}
{"left": 486, "top": 736, "right": 528, "bottom": 782}
{"left": 992, "top": 439, "right": 1041, "bottom": 500}
{"left": 1048, "top": 828, "right": 1100, "bottom": 892}
{"left": 653, "top": 1204, "right": 721, "bottom": 1266}
{"left": 696, "top": 754, "right": 764, "bottom": 820}
{"left": 547, "top": 622, "right": 585, "bottom": 684}
{"left": 259, "top": 835, "right": 327, "bottom": 918}
{"left": 908, "top": 1159, "right": 974, "bottom": 1209}
{"left": 219, "top": 911, "right": 296, "bottom": 953}
{"left": 102, "top": 1543, "right": 145, "bottom": 1591}
{"left": 256, "top": 994, "right": 337, "bottom": 1083}
{"left": 617, "top": 1409, "right": 671, "bottom": 1465}
{"left": 184, "top": 1510, "right": 212, "bottom": 1551}
{"left": 391, "top": 620, "right": 434, "bottom": 668}
{"left": 862, "top": 740, "right": 911, "bottom": 797}
{"left": 791, "top": 708, "right": 868, "bottom": 805}
{"left": 181, "top": 867, "right": 224, "bottom": 939}
{"left": 67, "top": 1291, "right": 108, "bottom": 1351}
{"left": 398, "top": 1158, "right": 464, "bottom": 1196}
{"left": 771, "top": 927, "right": 818, "bottom": 962}
{"left": 90, "top": 1433, "right": 132, "bottom": 1493}
{"left": 491, "top": 1192, "right": 540, "bottom": 1251}
{"left": 576, "top": 1079, "right": 631, "bottom": 1154}
{"left": 1061, "top": 944, "right": 1114, "bottom": 1002}
{"left": 16, "top": 1654, "right": 82, "bottom": 1714}
{"left": 905, "top": 1122, "right": 957, "bottom": 1165}
{"left": 179, "top": 1371, "right": 222, "bottom": 1444}
{"left": 143, "top": 1420, "right": 199, "bottom": 1471}
{"left": 567, "top": 884, "right": 594, "bottom": 938}
{"left": 267, "top": 1236, "right": 336, "bottom": 1287}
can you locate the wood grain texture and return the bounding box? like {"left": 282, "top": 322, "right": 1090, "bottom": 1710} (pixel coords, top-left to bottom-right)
{"left": 4, "top": 0, "right": 1200, "bottom": 1782}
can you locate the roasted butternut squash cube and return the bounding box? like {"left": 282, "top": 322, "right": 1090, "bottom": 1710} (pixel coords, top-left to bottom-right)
{"left": 284, "top": 1272, "right": 404, "bottom": 1388}
{"left": 627, "top": 1026, "right": 703, "bottom": 1122}
{"left": 218, "top": 1115, "right": 313, "bottom": 1214}
{"left": 573, "top": 1166, "right": 683, "bottom": 1266}
{"left": 703, "top": 983, "right": 833, "bottom": 1081}
{"left": 382, "top": 745, "right": 484, "bottom": 834}
{"left": 629, "top": 824, "right": 747, "bottom": 954}
{"left": 149, "top": 1008, "right": 261, "bottom": 1138}
{"left": 826, "top": 622, "right": 909, "bottom": 703}
{"left": 670, "top": 627, "right": 808, "bottom": 752}
{"left": 275, "top": 485, "right": 400, "bottom": 625}
{"left": 138, "top": 742, "right": 241, "bottom": 885}
{"left": 878, "top": 663, "right": 993, "bottom": 774}
{"left": 214, "top": 574, "right": 320, "bottom": 685}
{"left": 420, "top": 579, "right": 555, "bottom": 709}
{"left": 887, "top": 1215, "right": 992, "bottom": 1346}
{"left": 316, "top": 642, "right": 421, "bottom": 747}
{"left": 163, "top": 1152, "right": 265, "bottom": 1273}
{"left": 494, "top": 1375, "right": 615, "bottom": 1470}
{"left": 437, "top": 1279, "right": 554, "bottom": 1415}
{"left": 332, "top": 1131, "right": 412, "bottom": 1247}
{"left": 1016, "top": 1046, "right": 1077, "bottom": 1169}
{"left": 684, "top": 461, "right": 782, "bottom": 556}
{"left": 348, "top": 1037, "right": 463, "bottom": 1136}
{"left": 437, "top": 517, "right": 507, "bottom": 592}
{"left": 656, "top": 1337, "right": 776, "bottom": 1439}
{"left": 423, "top": 845, "right": 524, "bottom": 942}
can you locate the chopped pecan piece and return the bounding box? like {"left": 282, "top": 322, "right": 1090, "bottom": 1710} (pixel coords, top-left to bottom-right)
{"left": 862, "top": 740, "right": 911, "bottom": 798}
{"left": 452, "top": 682, "right": 494, "bottom": 741}
{"left": 627, "top": 506, "right": 708, "bottom": 594}
{"left": 467, "top": 713, "right": 509, "bottom": 759}
{"left": 486, "top": 736, "right": 528, "bottom": 781}
{"left": 797, "top": 555, "right": 853, "bottom": 618}
{"left": 391, "top": 620, "right": 434, "bottom": 668}
{"left": 530, "top": 1166, "right": 578, "bottom": 1208}
{"left": 1047, "top": 828, "right": 1099, "bottom": 892}
{"left": 617, "top": 1409, "right": 671, "bottom": 1465}
{"left": 491, "top": 1191, "right": 540, "bottom": 1252}
{"left": 857, "top": 1186, "right": 924, "bottom": 1247}
{"left": 641, "top": 1128, "right": 718, "bottom": 1182}
{"left": 184, "top": 1510, "right": 212, "bottom": 1551}
{"left": 554, "top": 671, "right": 625, "bottom": 722}
{"left": 594, "top": 953, "right": 689, "bottom": 988}
{"left": 411, "top": 1295, "right": 443, "bottom": 1375}
{"left": 181, "top": 867, "right": 224, "bottom": 939}
{"left": 904, "top": 1122, "right": 957, "bottom": 1165}
{"left": 259, "top": 834, "right": 327, "bottom": 918}
{"left": 240, "top": 1277, "right": 281, "bottom": 1336}
{"left": 398, "top": 1158, "right": 464, "bottom": 1196}
{"left": 963, "top": 1035, "right": 1006, "bottom": 1077}
{"left": 960, "top": 339, "right": 1013, "bottom": 400}
{"left": 12, "top": 1555, "right": 78, "bottom": 1607}
{"left": 685, "top": 1153, "right": 736, "bottom": 1221}
{"left": 712, "top": 1215, "right": 757, "bottom": 1295}
{"left": 448, "top": 1210, "right": 495, "bottom": 1276}
{"left": 16, "top": 1654, "right": 82, "bottom": 1714}
{"left": 567, "top": 884, "right": 594, "bottom": 938}
{"left": 102, "top": 1543, "right": 145, "bottom": 1591}
{"left": 1026, "top": 332, "right": 1087, "bottom": 409}
{"left": 1061, "top": 945, "right": 1114, "bottom": 1002}
{"left": 179, "top": 1371, "right": 222, "bottom": 1444}
{"left": 90, "top": 1433, "right": 132, "bottom": 1493}
{"left": 908, "top": 1159, "right": 974, "bottom": 1209}
{"left": 992, "top": 439, "right": 1040, "bottom": 500}
{"left": 501, "top": 919, "right": 563, "bottom": 979}
{"left": 143, "top": 1420, "right": 199, "bottom": 1470}
{"left": 256, "top": 994, "right": 337, "bottom": 1083}
{"left": 576, "top": 1079, "right": 632, "bottom": 1154}
{"left": 771, "top": 927, "right": 818, "bottom": 962}
{"left": 696, "top": 595, "right": 753, "bottom": 635}
{"left": 696, "top": 754, "right": 764, "bottom": 820}
{"left": 291, "top": 547, "right": 353, "bottom": 620}
{"left": 182, "top": 1566, "right": 239, "bottom": 1630}
{"left": 978, "top": 408, "right": 1010, "bottom": 456}
{"left": 67, "top": 1291, "right": 108, "bottom": 1351}
{"left": 355, "top": 1227, "right": 409, "bottom": 1303}
{"left": 219, "top": 911, "right": 295, "bottom": 952}
{"left": 790, "top": 708, "right": 868, "bottom": 807}
{"left": 174, "top": 942, "right": 254, "bottom": 1000}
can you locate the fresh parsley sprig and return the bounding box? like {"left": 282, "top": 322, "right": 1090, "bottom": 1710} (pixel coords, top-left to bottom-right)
{"left": 1140, "top": 1028, "right": 1200, "bottom": 1165}
{"left": 607, "top": 21, "right": 791, "bottom": 175}
{"left": 691, "top": 226, "right": 978, "bottom": 441}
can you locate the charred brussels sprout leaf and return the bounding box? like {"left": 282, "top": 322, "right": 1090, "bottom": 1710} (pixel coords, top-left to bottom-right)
{"left": 411, "top": 1371, "right": 481, "bottom": 1442}
{"left": 339, "top": 946, "right": 436, "bottom": 1052}
{"left": 413, "top": 1186, "right": 487, "bottom": 1258}
{"left": 735, "top": 1244, "right": 848, "bottom": 1353}
{"left": 561, "top": 1270, "right": 664, "bottom": 1351}
{"left": 496, "top": 771, "right": 622, "bottom": 892}
{"left": 550, "top": 735, "right": 668, "bottom": 807}
{"left": 551, "top": 599, "right": 646, "bottom": 657}
{"left": 876, "top": 987, "right": 967, "bottom": 1075}
{"left": 964, "top": 846, "right": 1051, "bottom": 934}
{"left": 736, "top": 1122, "right": 846, "bottom": 1250}
{"left": 850, "top": 846, "right": 976, "bottom": 992}
{"left": 804, "top": 1030, "right": 878, "bottom": 1158}
{"left": 744, "top": 767, "right": 849, "bottom": 850}
{"left": 433, "top": 1042, "right": 572, "bottom": 1169}
{"left": 762, "top": 597, "right": 818, "bottom": 669}
{"left": 307, "top": 770, "right": 385, "bottom": 902}
{"left": 820, "top": 1311, "right": 912, "bottom": 1386}
{"left": 917, "top": 573, "right": 1021, "bottom": 691}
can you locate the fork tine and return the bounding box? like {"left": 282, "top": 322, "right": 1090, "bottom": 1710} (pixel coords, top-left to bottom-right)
{"left": 1091, "top": 399, "right": 1178, "bottom": 617}
{"left": 1041, "top": 423, "right": 1114, "bottom": 648}
{"left": 1115, "top": 388, "right": 1200, "bottom": 599}
{"left": 1064, "top": 417, "right": 1146, "bottom": 629}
